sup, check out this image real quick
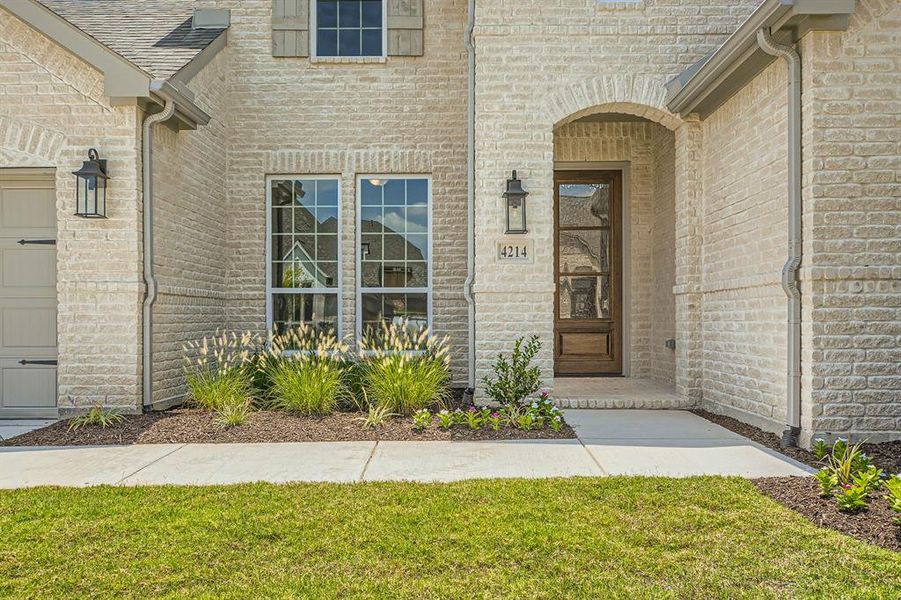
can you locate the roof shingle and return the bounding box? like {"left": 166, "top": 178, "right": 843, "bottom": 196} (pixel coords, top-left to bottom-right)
{"left": 38, "top": 0, "right": 225, "bottom": 80}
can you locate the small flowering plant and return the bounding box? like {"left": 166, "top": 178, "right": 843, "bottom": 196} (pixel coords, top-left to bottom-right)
{"left": 412, "top": 409, "right": 433, "bottom": 431}
{"left": 463, "top": 406, "right": 484, "bottom": 430}
{"left": 811, "top": 437, "right": 885, "bottom": 513}
{"left": 486, "top": 411, "right": 503, "bottom": 431}
{"left": 436, "top": 409, "right": 455, "bottom": 430}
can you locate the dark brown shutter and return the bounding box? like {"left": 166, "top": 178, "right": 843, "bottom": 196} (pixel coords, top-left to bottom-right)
{"left": 387, "top": 0, "right": 423, "bottom": 56}
{"left": 272, "top": 0, "right": 309, "bottom": 57}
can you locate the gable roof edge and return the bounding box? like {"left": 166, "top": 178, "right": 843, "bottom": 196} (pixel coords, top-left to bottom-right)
{"left": 666, "top": 0, "right": 856, "bottom": 118}
{"left": 0, "top": 0, "right": 151, "bottom": 97}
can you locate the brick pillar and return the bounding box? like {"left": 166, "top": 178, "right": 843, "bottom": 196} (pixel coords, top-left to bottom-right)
{"left": 673, "top": 117, "right": 703, "bottom": 403}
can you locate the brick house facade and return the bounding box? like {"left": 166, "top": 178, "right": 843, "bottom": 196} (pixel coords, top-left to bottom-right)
{"left": 0, "top": 0, "right": 898, "bottom": 448}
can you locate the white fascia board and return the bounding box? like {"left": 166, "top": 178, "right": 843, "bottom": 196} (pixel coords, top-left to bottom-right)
{"left": 666, "top": 0, "right": 856, "bottom": 117}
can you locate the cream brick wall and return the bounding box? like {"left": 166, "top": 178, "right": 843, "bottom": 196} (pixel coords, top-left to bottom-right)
{"left": 0, "top": 8, "right": 144, "bottom": 413}
{"left": 210, "top": 0, "right": 470, "bottom": 383}
{"left": 151, "top": 48, "right": 231, "bottom": 406}
{"left": 799, "top": 0, "right": 901, "bottom": 444}
{"left": 473, "top": 0, "right": 759, "bottom": 392}
{"left": 698, "top": 60, "right": 790, "bottom": 432}
{"left": 651, "top": 125, "right": 676, "bottom": 386}
{"left": 553, "top": 120, "right": 676, "bottom": 383}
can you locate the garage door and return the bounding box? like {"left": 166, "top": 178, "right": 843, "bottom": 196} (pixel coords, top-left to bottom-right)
{"left": 0, "top": 169, "right": 58, "bottom": 418}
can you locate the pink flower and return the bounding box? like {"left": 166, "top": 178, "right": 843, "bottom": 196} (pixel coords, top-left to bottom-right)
{"left": 841, "top": 484, "right": 853, "bottom": 490}
{"left": 468, "top": 406, "right": 477, "bottom": 413}
{"left": 491, "top": 412, "right": 500, "bottom": 418}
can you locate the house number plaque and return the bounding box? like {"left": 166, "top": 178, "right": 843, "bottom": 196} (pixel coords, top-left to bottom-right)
{"left": 496, "top": 240, "right": 533, "bottom": 263}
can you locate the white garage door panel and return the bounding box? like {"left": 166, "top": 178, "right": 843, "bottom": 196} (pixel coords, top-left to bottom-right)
{"left": 0, "top": 187, "right": 56, "bottom": 230}
{"left": 0, "top": 361, "right": 57, "bottom": 409}
{"left": 0, "top": 170, "right": 57, "bottom": 416}
{"left": 1, "top": 304, "right": 57, "bottom": 350}
{"left": 1, "top": 245, "right": 56, "bottom": 289}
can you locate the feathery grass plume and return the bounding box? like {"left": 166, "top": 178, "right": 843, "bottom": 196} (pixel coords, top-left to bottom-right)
{"left": 182, "top": 330, "right": 259, "bottom": 412}
{"left": 260, "top": 324, "right": 350, "bottom": 416}
{"left": 358, "top": 320, "right": 451, "bottom": 416}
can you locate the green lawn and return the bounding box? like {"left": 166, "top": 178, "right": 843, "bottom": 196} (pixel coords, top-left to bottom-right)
{"left": 1, "top": 478, "right": 898, "bottom": 598}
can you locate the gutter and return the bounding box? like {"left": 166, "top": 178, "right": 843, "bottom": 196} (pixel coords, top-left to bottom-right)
{"left": 141, "top": 98, "right": 176, "bottom": 410}
{"left": 464, "top": 0, "right": 476, "bottom": 394}
{"left": 666, "top": 0, "right": 854, "bottom": 118}
{"left": 757, "top": 28, "right": 802, "bottom": 448}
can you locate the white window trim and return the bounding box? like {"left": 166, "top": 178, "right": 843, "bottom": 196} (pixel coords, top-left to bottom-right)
{"left": 265, "top": 174, "right": 344, "bottom": 337}
{"left": 310, "top": 0, "right": 388, "bottom": 60}
{"left": 355, "top": 174, "right": 433, "bottom": 340}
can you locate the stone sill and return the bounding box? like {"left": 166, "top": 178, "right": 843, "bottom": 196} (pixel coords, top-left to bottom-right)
{"left": 310, "top": 56, "right": 387, "bottom": 65}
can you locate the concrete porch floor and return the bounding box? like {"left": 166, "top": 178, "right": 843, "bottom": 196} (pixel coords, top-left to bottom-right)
{"left": 0, "top": 410, "right": 812, "bottom": 488}
{"left": 554, "top": 377, "right": 687, "bottom": 409}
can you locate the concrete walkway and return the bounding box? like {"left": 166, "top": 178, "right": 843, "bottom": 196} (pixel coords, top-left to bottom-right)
{"left": 0, "top": 410, "right": 812, "bottom": 488}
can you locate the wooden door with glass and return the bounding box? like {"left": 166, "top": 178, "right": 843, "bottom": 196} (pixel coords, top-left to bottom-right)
{"left": 554, "top": 171, "right": 622, "bottom": 375}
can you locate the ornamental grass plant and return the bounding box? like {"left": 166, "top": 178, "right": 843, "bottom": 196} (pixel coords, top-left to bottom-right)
{"left": 260, "top": 325, "right": 350, "bottom": 416}
{"left": 183, "top": 331, "right": 258, "bottom": 413}
{"left": 358, "top": 321, "right": 451, "bottom": 416}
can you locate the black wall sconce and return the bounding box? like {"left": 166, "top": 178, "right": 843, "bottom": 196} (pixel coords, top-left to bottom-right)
{"left": 503, "top": 170, "right": 528, "bottom": 234}
{"left": 72, "top": 148, "right": 109, "bottom": 218}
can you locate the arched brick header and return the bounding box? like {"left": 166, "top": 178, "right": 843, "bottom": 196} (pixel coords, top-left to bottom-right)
{"left": 543, "top": 75, "right": 682, "bottom": 131}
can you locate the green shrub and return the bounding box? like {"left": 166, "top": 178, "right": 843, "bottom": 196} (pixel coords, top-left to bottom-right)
{"left": 261, "top": 325, "right": 349, "bottom": 416}
{"left": 68, "top": 406, "right": 124, "bottom": 431}
{"left": 358, "top": 321, "right": 451, "bottom": 416}
{"left": 884, "top": 476, "right": 901, "bottom": 517}
{"left": 482, "top": 335, "right": 542, "bottom": 406}
{"left": 183, "top": 331, "right": 258, "bottom": 411}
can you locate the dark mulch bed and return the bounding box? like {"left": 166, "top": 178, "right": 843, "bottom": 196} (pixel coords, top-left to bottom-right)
{"left": 754, "top": 477, "right": 900, "bottom": 553}
{"left": 695, "top": 409, "right": 900, "bottom": 552}
{"left": 692, "top": 409, "right": 901, "bottom": 474}
{"left": 1, "top": 408, "right": 576, "bottom": 446}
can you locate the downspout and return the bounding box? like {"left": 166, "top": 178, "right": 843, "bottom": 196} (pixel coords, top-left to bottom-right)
{"left": 757, "top": 28, "right": 802, "bottom": 447}
{"left": 463, "top": 0, "right": 477, "bottom": 396}
{"left": 141, "top": 99, "right": 176, "bottom": 410}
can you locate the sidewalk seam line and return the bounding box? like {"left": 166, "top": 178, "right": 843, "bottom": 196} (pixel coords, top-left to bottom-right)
{"left": 576, "top": 436, "right": 608, "bottom": 476}
{"left": 115, "top": 444, "right": 187, "bottom": 484}
{"left": 358, "top": 441, "right": 379, "bottom": 482}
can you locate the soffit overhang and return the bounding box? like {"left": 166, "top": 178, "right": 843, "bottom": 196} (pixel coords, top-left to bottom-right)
{"left": 666, "top": 0, "right": 856, "bottom": 119}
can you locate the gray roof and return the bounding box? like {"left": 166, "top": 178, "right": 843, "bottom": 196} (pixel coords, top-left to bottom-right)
{"left": 38, "top": 0, "right": 226, "bottom": 80}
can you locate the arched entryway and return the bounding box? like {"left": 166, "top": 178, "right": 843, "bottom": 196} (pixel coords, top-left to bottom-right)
{"left": 550, "top": 104, "right": 683, "bottom": 407}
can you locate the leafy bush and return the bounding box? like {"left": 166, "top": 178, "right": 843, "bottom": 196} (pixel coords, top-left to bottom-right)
{"left": 482, "top": 335, "right": 542, "bottom": 406}
{"left": 183, "top": 331, "right": 257, "bottom": 411}
{"left": 885, "top": 476, "right": 901, "bottom": 517}
{"left": 814, "top": 468, "right": 838, "bottom": 498}
{"left": 358, "top": 321, "right": 451, "bottom": 416}
{"left": 261, "top": 325, "right": 350, "bottom": 416}
{"left": 812, "top": 438, "right": 885, "bottom": 513}
{"left": 836, "top": 484, "right": 869, "bottom": 513}
{"left": 68, "top": 406, "right": 124, "bottom": 431}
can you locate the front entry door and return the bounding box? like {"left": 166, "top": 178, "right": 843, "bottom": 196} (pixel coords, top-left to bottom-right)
{"left": 0, "top": 169, "right": 58, "bottom": 418}
{"left": 554, "top": 171, "right": 622, "bottom": 375}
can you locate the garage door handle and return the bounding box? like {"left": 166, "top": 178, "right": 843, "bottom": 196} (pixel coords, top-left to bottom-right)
{"left": 17, "top": 239, "right": 56, "bottom": 245}
{"left": 18, "top": 360, "right": 58, "bottom": 366}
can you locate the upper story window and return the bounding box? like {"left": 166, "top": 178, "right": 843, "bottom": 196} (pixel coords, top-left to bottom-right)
{"left": 314, "top": 0, "right": 385, "bottom": 58}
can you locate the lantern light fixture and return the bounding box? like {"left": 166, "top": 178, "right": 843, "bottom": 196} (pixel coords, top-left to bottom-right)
{"left": 503, "top": 170, "right": 528, "bottom": 234}
{"left": 72, "top": 148, "right": 109, "bottom": 218}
